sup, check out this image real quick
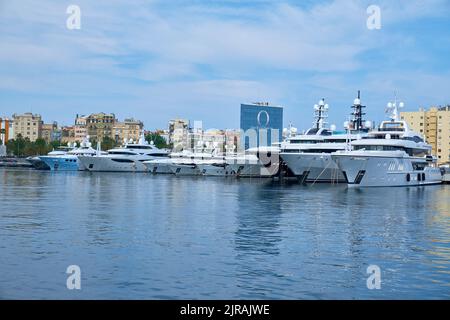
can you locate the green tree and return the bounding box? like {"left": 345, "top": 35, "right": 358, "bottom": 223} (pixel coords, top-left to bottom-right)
{"left": 145, "top": 132, "right": 168, "bottom": 149}
{"left": 101, "top": 136, "right": 117, "bottom": 151}
{"left": 34, "top": 138, "right": 48, "bottom": 155}
{"left": 6, "top": 134, "right": 27, "bottom": 156}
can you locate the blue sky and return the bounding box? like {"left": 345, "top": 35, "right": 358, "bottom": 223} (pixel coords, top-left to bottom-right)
{"left": 1, "top": 0, "right": 449, "bottom": 130}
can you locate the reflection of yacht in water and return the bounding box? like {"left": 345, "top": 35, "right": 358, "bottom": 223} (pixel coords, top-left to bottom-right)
{"left": 39, "top": 136, "right": 100, "bottom": 171}
{"left": 78, "top": 133, "right": 169, "bottom": 172}
{"left": 280, "top": 93, "right": 371, "bottom": 183}
{"left": 332, "top": 99, "right": 442, "bottom": 187}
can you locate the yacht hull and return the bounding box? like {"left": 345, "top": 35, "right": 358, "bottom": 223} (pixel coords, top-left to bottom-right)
{"left": 169, "top": 164, "right": 201, "bottom": 176}
{"left": 27, "top": 157, "right": 50, "bottom": 170}
{"left": 197, "top": 164, "right": 235, "bottom": 176}
{"left": 332, "top": 154, "right": 442, "bottom": 187}
{"left": 145, "top": 162, "right": 173, "bottom": 174}
{"left": 39, "top": 156, "right": 84, "bottom": 171}
{"left": 280, "top": 153, "right": 345, "bottom": 182}
{"left": 226, "top": 163, "right": 277, "bottom": 178}
{"left": 78, "top": 156, "right": 148, "bottom": 172}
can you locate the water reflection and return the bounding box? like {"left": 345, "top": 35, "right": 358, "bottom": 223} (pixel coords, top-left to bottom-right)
{"left": 0, "top": 169, "right": 449, "bottom": 299}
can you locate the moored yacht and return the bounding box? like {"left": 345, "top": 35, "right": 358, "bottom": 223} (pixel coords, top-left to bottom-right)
{"left": 39, "top": 136, "right": 99, "bottom": 171}
{"left": 167, "top": 152, "right": 219, "bottom": 176}
{"left": 225, "top": 146, "right": 281, "bottom": 178}
{"left": 78, "top": 133, "right": 169, "bottom": 172}
{"left": 331, "top": 99, "right": 442, "bottom": 187}
{"left": 280, "top": 93, "right": 371, "bottom": 183}
{"left": 27, "top": 145, "right": 76, "bottom": 170}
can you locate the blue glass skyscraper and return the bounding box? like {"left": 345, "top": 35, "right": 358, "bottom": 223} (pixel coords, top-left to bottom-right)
{"left": 240, "top": 102, "right": 283, "bottom": 150}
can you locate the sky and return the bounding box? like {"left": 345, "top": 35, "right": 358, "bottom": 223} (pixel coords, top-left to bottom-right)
{"left": 1, "top": 0, "right": 449, "bottom": 131}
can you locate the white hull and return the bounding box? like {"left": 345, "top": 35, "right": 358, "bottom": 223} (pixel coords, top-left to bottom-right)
{"left": 281, "top": 153, "right": 345, "bottom": 182}
{"left": 169, "top": 163, "right": 202, "bottom": 176}
{"left": 144, "top": 162, "right": 173, "bottom": 174}
{"left": 197, "top": 163, "right": 235, "bottom": 176}
{"left": 78, "top": 156, "right": 148, "bottom": 172}
{"left": 332, "top": 153, "right": 442, "bottom": 187}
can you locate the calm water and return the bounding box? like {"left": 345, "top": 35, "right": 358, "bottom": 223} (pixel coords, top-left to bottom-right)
{"left": 0, "top": 168, "right": 449, "bottom": 299}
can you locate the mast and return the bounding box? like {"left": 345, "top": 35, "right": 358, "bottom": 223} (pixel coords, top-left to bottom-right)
{"left": 351, "top": 90, "right": 366, "bottom": 131}
{"left": 313, "top": 98, "right": 329, "bottom": 130}
{"left": 386, "top": 91, "right": 404, "bottom": 121}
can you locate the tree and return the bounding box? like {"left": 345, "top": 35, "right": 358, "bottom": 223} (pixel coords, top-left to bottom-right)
{"left": 101, "top": 136, "right": 116, "bottom": 151}
{"left": 6, "top": 134, "right": 27, "bottom": 156}
{"left": 145, "top": 132, "right": 168, "bottom": 149}
{"left": 34, "top": 138, "right": 48, "bottom": 155}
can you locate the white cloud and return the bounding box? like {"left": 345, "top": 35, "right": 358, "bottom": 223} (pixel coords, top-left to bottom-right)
{"left": 0, "top": 0, "right": 449, "bottom": 129}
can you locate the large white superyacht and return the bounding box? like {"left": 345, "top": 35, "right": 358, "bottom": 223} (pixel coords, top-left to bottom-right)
{"left": 78, "top": 133, "right": 169, "bottom": 172}
{"left": 331, "top": 99, "right": 442, "bottom": 187}
{"left": 280, "top": 94, "right": 371, "bottom": 183}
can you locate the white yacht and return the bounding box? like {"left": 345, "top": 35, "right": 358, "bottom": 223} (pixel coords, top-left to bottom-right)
{"left": 39, "top": 136, "right": 100, "bottom": 171}
{"left": 144, "top": 150, "right": 209, "bottom": 175}
{"left": 224, "top": 147, "right": 280, "bottom": 178}
{"left": 167, "top": 152, "right": 219, "bottom": 176}
{"left": 280, "top": 94, "right": 370, "bottom": 183}
{"left": 78, "top": 133, "right": 169, "bottom": 172}
{"left": 27, "top": 145, "right": 75, "bottom": 170}
{"left": 331, "top": 99, "right": 442, "bottom": 187}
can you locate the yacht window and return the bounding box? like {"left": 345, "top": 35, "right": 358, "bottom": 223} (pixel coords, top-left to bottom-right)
{"left": 126, "top": 145, "right": 153, "bottom": 150}
{"left": 108, "top": 151, "right": 136, "bottom": 155}
{"left": 111, "top": 159, "right": 134, "bottom": 163}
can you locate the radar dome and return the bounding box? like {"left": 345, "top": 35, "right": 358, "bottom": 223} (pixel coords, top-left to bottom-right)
{"left": 330, "top": 124, "right": 336, "bottom": 131}
{"left": 365, "top": 120, "right": 372, "bottom": 128}
{"left": 354, "top": 98, "right": 361, "bottom": 105}
{"left": 343, "top": 121, "right": 349, "bottom": 128}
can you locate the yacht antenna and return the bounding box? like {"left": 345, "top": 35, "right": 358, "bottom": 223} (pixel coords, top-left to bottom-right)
{"left": 313, "top": 98, "right": 329, "bottom": 130}
{"left": 386, "top": 91, "right": 404, "bottom": 121}
{"left": 351, "top": 90, "right": 366, "bottom": 131}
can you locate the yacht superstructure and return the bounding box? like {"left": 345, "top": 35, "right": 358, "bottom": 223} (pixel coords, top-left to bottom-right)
{"left": 78, "top": 134, "right": 169, "bottom": 172}
{"left": 39, "top": 137, "right": 99, "bottom": 171}
{"left": 280, "top": 94, "right": 370, "bottom": 183}
{"left": 331, "top": 99, "right": 442, "bottom": 187}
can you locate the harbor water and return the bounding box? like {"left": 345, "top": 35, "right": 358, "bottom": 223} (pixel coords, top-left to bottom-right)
{"left": 0, "top": 168, "right": 449, "bottom": 299}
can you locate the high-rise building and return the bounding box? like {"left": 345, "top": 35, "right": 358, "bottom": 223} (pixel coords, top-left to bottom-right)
{"left": 401, "top": 105, "right": 450, "bottom": 164}
{"left": 12, "top": 113, "right": 43, "bottom": 142}
{"left": 240, "top": 102, "right": 283, "bottom": 150}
